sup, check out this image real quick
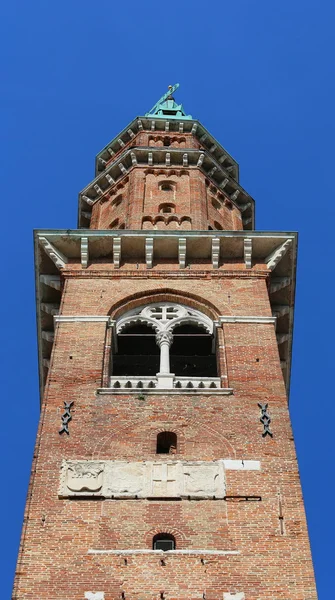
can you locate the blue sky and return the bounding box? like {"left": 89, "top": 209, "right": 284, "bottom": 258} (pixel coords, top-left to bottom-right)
{"left": 1, "top": 1, "right": 334, "bottom": 597}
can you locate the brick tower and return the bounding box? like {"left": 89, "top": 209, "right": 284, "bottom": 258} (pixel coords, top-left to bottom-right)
{"left": 13, "top": 85, "right": 317, "bottom": 600}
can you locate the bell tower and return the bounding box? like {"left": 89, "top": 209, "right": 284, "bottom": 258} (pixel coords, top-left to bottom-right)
{"left": 13, "top": 85, "right": 317, "bottom": 600}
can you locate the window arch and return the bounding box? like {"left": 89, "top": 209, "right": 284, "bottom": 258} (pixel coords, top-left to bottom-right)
{"left": 211, "top": 198, "right": 221, "bottom": 211}
{"left": 109, "top": 303, "right": 219, "bottom": 389}
{"left": 108, "top": 218, "right": 119, "bottom": 229}
{"left": 153, "top": 533, "right": 176, "bottom": 551}
{"left": 159, "top": 180, "right": 175, "bottom": 192}
{"left": 159, "top": 202, "right": 176, "bottom": 214}
{"left": 111, "top": 194, "right": 122, "bottom": 209}
{"left": 156, "top": 431, "right": 177, "bottom": 454}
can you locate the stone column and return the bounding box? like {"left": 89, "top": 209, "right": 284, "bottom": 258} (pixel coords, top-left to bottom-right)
{"left": 156, "top": 330, "right": 174, "bottom": 388}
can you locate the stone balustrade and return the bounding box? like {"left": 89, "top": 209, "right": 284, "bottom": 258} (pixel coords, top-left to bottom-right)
{"left": 109, "top": 376, "right": 221, "bottom": 390}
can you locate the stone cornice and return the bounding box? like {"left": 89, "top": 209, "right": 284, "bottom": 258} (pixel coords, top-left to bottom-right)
{"left": 60, "top": 270, "right": 270, "bottom": 279}
{"left": 94, "top": 116, "right": 239, "bottom": 179}
{"left": 78, "top": 147, "right": 252, "bottom": 229}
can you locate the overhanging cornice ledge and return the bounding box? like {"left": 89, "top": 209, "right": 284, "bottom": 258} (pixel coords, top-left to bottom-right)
{"left": 218, "top": 316, "right": 276, "bottom": 324}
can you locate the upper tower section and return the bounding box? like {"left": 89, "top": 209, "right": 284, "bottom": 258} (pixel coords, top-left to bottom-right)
{"left": 78, "top": 85, "right": 254, "bottom": 231}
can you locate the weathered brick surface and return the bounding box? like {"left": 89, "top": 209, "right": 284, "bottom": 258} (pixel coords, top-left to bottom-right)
{"left": 13, "top": 270, "right": 317, "bottom": 599}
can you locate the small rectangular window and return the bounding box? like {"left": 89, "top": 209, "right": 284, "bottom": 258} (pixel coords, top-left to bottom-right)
{"left": 154, "top": 539, "right": 175, "bottom": 551}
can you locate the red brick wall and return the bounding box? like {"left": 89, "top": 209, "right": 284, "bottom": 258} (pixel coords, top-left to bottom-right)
{"left": 13, "top": 270, "right": 317, "bottom": 600}
{"left": 90, "top": 128, "right": 243, "bottom": 231}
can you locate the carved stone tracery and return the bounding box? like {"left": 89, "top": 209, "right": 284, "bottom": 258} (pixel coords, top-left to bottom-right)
{"left": 116, "top": 302, "right": 213, "bottom": 336}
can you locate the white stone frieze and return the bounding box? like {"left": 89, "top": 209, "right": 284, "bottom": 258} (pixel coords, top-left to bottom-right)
{"left": 59, "top": 459, "right": 228, "bottom": 499}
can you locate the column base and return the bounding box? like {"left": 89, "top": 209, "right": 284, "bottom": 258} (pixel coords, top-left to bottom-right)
{"left": 156, "top": 373, "right": 175, "bottom": 389}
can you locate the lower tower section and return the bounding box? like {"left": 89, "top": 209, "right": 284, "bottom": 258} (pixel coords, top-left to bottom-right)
{"left": 13, "top": 229, "right": 317, "bottom": 599}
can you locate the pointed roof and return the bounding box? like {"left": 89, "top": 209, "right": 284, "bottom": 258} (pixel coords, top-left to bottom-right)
{"left": 145, "top": 83, "right": 192, "bottom": 120}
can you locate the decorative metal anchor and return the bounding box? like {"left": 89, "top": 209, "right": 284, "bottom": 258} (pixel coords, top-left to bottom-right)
{"left": 59, "top": 401, "right": 74, "bottom": 435}
{"left": 258, "top": 402, "right": 273, "bottom": 437}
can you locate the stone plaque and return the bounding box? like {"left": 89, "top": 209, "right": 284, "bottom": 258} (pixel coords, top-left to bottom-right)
{"left": 105, "top": 462, "right": 145, "bottom": 497}
{"left": 59, "top": 460, "right": 227, "bottom": 499}
{"left": 183, "top": 461, "right": 225, "bottom": 498}
{"left": 152, "top": 462, "right": 179, "bottom": 496}
{"left": 62, "top": 461, "right": 104, "bottom": 495}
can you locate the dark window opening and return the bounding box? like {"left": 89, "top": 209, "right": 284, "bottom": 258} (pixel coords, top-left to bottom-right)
{"left": 163, "top": 137, "right": 171, "bottom": 147}
{"left": 159, "top": 203, "right": 176, "bottom": 214}
{"left": 109, "top": 218, "right": 119, "bottom": 229}
{"left": 161, "top": 183, "right": 173, "bottom": 192}
{"left": 113, "top": 323, "right": 159, "bottom": 377}
{"left": 111, "top": 194, "right": 122, "bottom": 209}
{"left": 156, "top": 431, "right": 177, "bottom": 454}
{"left": 211, "top": 198, "right": 221, "bottom": 211}
{"left": 153, "top": 533, "right": 176, "bottom": 551}
{"left": 170, "top": 324, "right": 217, "bottom": 377}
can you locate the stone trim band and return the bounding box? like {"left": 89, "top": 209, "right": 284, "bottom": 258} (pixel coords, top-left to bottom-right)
{"left": 87, "top": 549, "right": 241, "bottom": 555}
{"left": 54, "top": 314, "right": 276, "bottom": 324}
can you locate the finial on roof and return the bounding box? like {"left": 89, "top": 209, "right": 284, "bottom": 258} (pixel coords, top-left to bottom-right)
{"left": 145, "top": 84, "right": 192, "bottom": 120}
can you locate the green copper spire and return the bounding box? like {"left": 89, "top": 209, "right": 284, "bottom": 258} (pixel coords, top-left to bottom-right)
{"left": 145, "top": 84, "right": 192, "bottom": 120}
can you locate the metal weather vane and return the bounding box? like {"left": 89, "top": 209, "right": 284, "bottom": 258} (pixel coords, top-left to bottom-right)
{"left": 145, "top": 83, "right": 180, "bottom": 116}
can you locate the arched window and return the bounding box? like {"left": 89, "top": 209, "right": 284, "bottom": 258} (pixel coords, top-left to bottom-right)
{"left": 111, "top": 194, "right": 122, "bottom": 209}
{"left": 159, "top": 181, "right": 175, "bottom": 192}
{"left": 156, "top": 432, "right": 177, "bottom": 454}
{"left": 159, "top": 203, "right": 176, "bottom": 214}
{"left": 213, "top": 221, "right": 223, "bottom": 230}
{"left": 153, "top": 533, "right": 176, "bottom": 551}
{"left": 163, "top": 136, "right": 171, "bottom": 147}
{"left": 108, "top": 218, "right": 119, "bottom": 229}
{"left": 211, "top": 198, "right": 221, "bottom": 211}
{"left": 110, "top": 303, "right": 219, "bottom": 389}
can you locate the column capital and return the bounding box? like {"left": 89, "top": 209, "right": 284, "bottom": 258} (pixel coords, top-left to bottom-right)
{"left": 155, "top": 330, "right": 173, "bottom": 347}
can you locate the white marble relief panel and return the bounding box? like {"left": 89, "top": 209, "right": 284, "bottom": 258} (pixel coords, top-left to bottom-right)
{"left": 105, "top": 462, "right": 146, "bottom": 497}
{"left": 151, "top": 462, "right": 181, "bottom": 497}
{"left": 59, "top": 459, "right": 248, "bottom": 499}
{"left": 60, "top": 461, "right": 104, "bottom": 496}
{"left": 183, "top": 461, "right": 225, "bottom": 498}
